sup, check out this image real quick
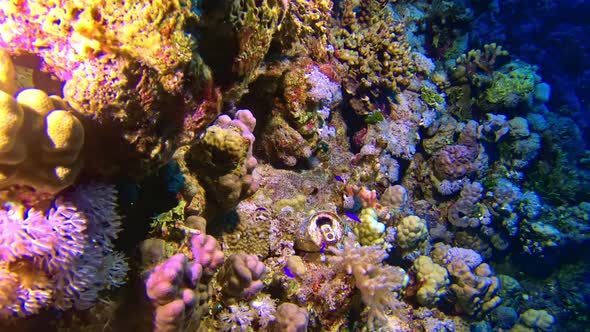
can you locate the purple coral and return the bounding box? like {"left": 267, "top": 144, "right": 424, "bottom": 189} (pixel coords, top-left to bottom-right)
{"left": 146, "top": 254, "right": 201, "bottom": 332}
{"left": 447, "top": 182, "right": 491, "bottom": 228}
{"left": 434, "top": 144, "right": 479, "bottom": 180}
{"left": 191, "top": 233, "right": 225, "bottom": 277}
{"left": 0, "top": 184, "right": 128, "bottom": 317}
{"left": 146, "top": 233, "right": 224, "bottom": 332}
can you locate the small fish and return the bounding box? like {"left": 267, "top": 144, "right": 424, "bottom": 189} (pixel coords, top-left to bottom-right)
{"left": 345, "top": 211, "right": 362, "bottom": 223}
{"left": 334, "top": 175, "right": 344, "bottom": 182}
{"left": 255, "top": 207, "right": 268, "bottom": 211}
{"left": 283, "top": 266, "right": 294, "bottom": 278}
{"left": 320, "top": 242, "right": 327, "bottom": 254}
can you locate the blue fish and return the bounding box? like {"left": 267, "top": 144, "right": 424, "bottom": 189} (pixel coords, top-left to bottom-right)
{"left": 345, "top": 211, "right": 362, "bottom": 223}
{"left": 334, "top": 175, "right": 344, "bottom": 182}
{"left": 283, "top": 266, "right": 294, "bottom": 278}
{"left": 255, "top": 207, "right": 268, "bottom": 211}
{"left": 320, "top": 242, "right": 327, "bottom": 253}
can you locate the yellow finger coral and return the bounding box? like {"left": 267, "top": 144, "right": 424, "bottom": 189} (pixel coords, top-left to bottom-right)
{"left": 0, "top": 52, "right": 85, "bottom": 193}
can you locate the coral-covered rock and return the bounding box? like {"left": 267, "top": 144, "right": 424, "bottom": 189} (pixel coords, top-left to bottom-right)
{"left": 272, "top": 303, "right": 309, "bottom": 332}
{"left": 433, "top": 144, "right": 479, "bottom": 180}
{"left": 183, "top": 110, "right": 259, "bottom": 210}
{"left": 0, "top": 2, "right": 220, "bottom": 179}
{"left": 218, "top": 253, "right": 267, "bottom": 303}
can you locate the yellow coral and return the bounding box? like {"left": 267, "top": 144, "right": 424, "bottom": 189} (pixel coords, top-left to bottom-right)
{"left": 412, "top": 256, "right": 449, "bottom": 307}
{"left": 16, "top": 88, "right": 55, "bottom": 132}
{"left": 447, "top": 260, "right": 502, "bottom": 316}
{"left": 520, "top": 309, "right": 555, "bottom": 332}
{"left": 395, "top": 215, "right": 428, "bottom": 249}
{"left": 0, "top": 49, "right": 17, "bottom": 95}
{"left": 43, "top": 110, "right": 85, "bottom": 163}
{"left": 0, "top": 90, "right": 24, "bottom": 157}
{"left": 0, "top": 51, "right": 84, "bottom": 193}
{"left": 352, "top": 207, "right": 385, "bottom": 246}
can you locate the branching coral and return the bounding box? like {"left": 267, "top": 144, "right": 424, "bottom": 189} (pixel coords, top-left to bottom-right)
{"left": 145, "top": 233, "right": 224, "bottom": 332}
{"left": 330, "top": 0, "right": 415, "bottom": 115}
{"left": 329, "top": 234, "right": 409, "bottom": 327}
{"left": 454, "top": 43, "right": 509, "bottom": 79}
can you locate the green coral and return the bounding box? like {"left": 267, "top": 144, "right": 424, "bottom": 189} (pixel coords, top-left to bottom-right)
{"left": 483, "top": 61, "right": 539, "bottom": 108}
{"left": 150, "top": 199, "right": 187, "bottom": 233}
{"left": 364, "top": 110, "right": 385, "bottom": 124}
{"left": 420, "top": 86, "right": 445, "bottom": 108}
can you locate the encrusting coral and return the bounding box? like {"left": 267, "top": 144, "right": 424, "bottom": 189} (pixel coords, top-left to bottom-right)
{"left": 0, "top": 1, "right": 585, "bottom": 331}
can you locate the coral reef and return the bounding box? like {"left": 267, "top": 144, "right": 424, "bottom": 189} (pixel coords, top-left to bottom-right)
{"left": 0, "top": 1, "right": 587, "bottom": 331}
{"left": 181, "top": 110, "right": 259, "bottom": 211}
